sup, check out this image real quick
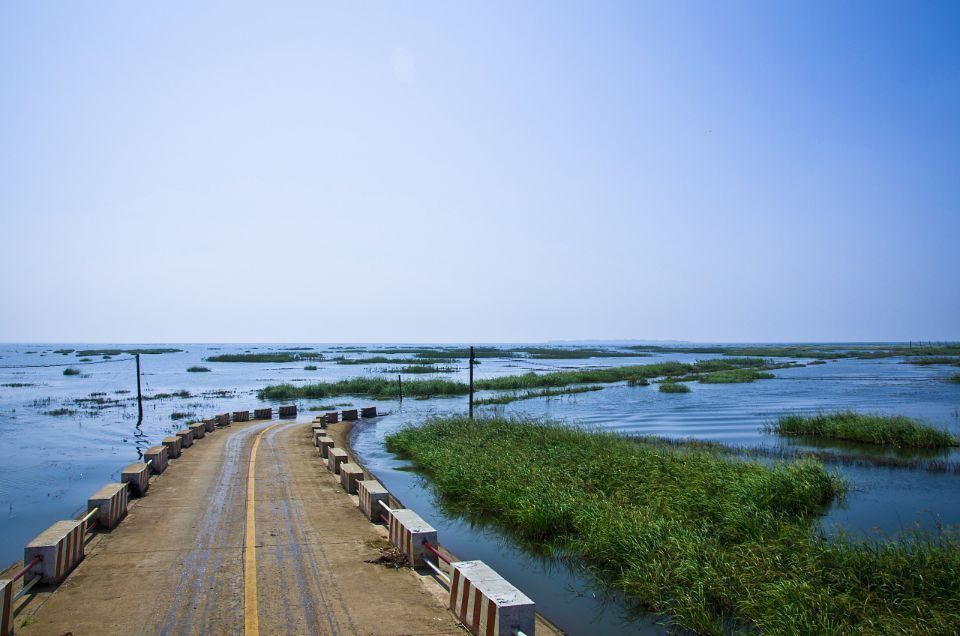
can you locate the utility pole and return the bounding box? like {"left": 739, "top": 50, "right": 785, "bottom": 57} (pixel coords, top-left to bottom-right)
{"left": 398, "top": 374, "right": 403, "bottom": 402}
{"left": 469, "top": 345, "right": 475, "bottom": 419}
{"left": 135, "top": 353, "right": 143, "bottom": 420}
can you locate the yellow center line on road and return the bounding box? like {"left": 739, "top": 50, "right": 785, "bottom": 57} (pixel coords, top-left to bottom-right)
{"left": 244, "top": 422, "right": 280, "bottom": 636}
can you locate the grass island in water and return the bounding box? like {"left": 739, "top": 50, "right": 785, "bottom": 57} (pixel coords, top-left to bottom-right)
{"left": 769, "top": 411, "right": 958, "bottom": 448}
{"left": 386, "top": 416, "right": 960, "bottom": 634}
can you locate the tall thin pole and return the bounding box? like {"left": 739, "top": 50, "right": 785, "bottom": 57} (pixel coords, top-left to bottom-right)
{"left": 469, "top": 346, "right": 474, "bottom": 419}
{"left": 398, "top": 374, "right": 403, "bottom": 402}
{"left": 135, "top": 353, "right": 143, "bottom": 420}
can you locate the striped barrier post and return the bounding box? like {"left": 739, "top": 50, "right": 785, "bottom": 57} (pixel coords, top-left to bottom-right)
{"left": 325, "top": 411, "right": 339, "bottom": 424}
{"left": 358, "top": 480, "right": 390, "bottom": 522}
{"left": 215, "top": 413, "right": 231, "bottom": 426}
{"left": 24, "top": 519, "right": 85, "bottom": 584}
{"left": 232, "top": 410, "right": 250, "bottom": 422}
{"left": 341, "top": 408, "right": 358, "bottom": 421}
{"left": 338, "top": 463, "right": 364, "bottom": 494}
{"left": 88, "top": 483, "right": 129, "bottom": 530}
{"left": 254, "top": 408, "right": 273, "bottom": 420}
{"left": 202, "top": 418, "right": 216, "bottom": 433}
{"left": 311, "top": 426, "right": 326, "bottom": 445}
{"left": 176, "top": 429, "right": 194, "bottom": 448}
{"left": 317, "top": 437, "right": 335, "bottom": 459}
{"left": 449, "top": 561, "right": 536, "bottom": 636}
{"left": 121, "top": 463, "right": 150, "bottom": 497}
{"left": 278, "top": 405, "right": 297, "bottom": 419}
{"left": 326, "top": 448, "right": 348, "bottom": 474}
{"left": 1, "top": 577, "right": 12, "bottom": 636}
{"left": 162, "top": 436, "right": 182, "bottom": 459}
{"left": 388, "top": 509, "right": 436, "bottom": 568}
{"left": 361, "top": 406, "right": 377, "bottom": 418}
{"left": 189, "top": 422, "right": 206, "bottom": 439}
{"left": 144, "top": 445, "right": 168, "bottom": 473}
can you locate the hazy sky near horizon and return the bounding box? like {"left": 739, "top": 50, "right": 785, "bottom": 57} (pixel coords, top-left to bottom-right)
{"left": 2, "top": 2, "right": 958, "bottom": 344}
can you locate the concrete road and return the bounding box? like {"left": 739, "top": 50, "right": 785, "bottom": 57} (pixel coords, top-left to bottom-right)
{"left": 11, "top": 419, "right": 464, "bottom": 635}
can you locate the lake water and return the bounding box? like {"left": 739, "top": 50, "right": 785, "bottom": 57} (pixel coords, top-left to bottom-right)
{"left": 1, "top": 343, "right": 957, "bottom": 635}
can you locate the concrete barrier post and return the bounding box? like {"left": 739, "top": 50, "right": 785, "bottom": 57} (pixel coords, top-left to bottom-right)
{"left": 325, "top": 411, "right": 339, "bottom": 424}
{"left": 1, "top": 577, "right": 12, "bottom": 636}
{"left": 388, "top": 509, "right": 437, "bottom": 568}
{"left": 327, "top": 448, "right": 348, "bottom": 474}
{"left": 216, "top": 413, "right": 231, "bottom": 426}
{"left": 358, "top": 480, "right": 391, "bottom": 522}
{"left": 202, "top": 418, "right": 216, "bottom": 433}
{"left": 88, "top": 483, "right": 128, "bottom": 530}
{"left": 317, "top": 437, "right": 335, "bottom": 459}
{"left": 311, "top": 426, "right": 326, "bottom": 445}
{"left": 162, "top": 436, "right": 182, "bottom": 459}
{"left": 341, "top": 408, "right": 358, "bottom": 421}
{"left": 279, "top": 405, "right": 297, "bottom": 419}
{"left": 232, "top": 410, "right": 250, "bottom": 422}
{"left": 361, "top": 406, "right": 377, "bottom": 418}
{"left": 24, "top": 519, "right": 85, "bottom": 584}
{"left": 144, "top": 445, "right": 168, "bottom": 474}
{"left": 121, "top": 463, "right": 150, "bottom": 497}
{"left": 189, "top": 422, "right": 206, "bottom": 439}
{"left": 176, "top": 429, "right": 194, "bottom": 448}
{"left": 254, "top": 408, "right": 273, "bottom": 420}
{"left": 449, "top": 561, "right": 536, "bottom": 636}
{"left": 338, "top": 463, "right": 364, "bottom": 494}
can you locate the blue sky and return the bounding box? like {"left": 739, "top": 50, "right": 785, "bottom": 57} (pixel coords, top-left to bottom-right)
{"left": 1, "top": 2, "right": 958, "bottom": 343}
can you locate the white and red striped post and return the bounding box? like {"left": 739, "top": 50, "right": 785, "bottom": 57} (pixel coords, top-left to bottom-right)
{"left": 24, "top": 520, "right": 85, "bottom": 584}
{"left": 387, "top": 509, "right": 436, "bottom": 567}
{"left": 449, "top": 560, "right": 535, "bottom": 636}
{"left": 87, "top": 483, "right": 129, "bottom": 530}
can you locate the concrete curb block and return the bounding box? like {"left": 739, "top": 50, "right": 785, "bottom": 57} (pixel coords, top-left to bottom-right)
{"left": 175, "top": 429, "right": 193, "bottom": 448}
{"left": 1, "top": 577, "right": 12, "bottom": 636}
{"left": 388, "top": 509, "right": 437, "bottom": 568}
{"left": 254, "top": 408, "right": 273, "bottom": 420}
{"left": 145, "top": 445, "right": 168, "bottom": 474}
{"left": 189, "top": 423, "right": 206, "bottom": 439}
{"left": 162, "top": 436, "right": 182, "bottom": 459}
{"left": 88, "top": 483, "right": 128, "bottom": 530}
{"left": 358, "top": 480, "right": 390, "bottom": 522}
{"left": 121, "top": 463, "right": 150, "bottom": 497}
{"left": 450, "top": 560, "right": 536, "bottom": 636}
{"left": 279, "top": 405, "right": 297, "bottom": 419}
{"left": 24, "top": 520, "right": 85, "bottom": 584}
{"left": 338, "top": 463, "right": 364, "bottom": 494}
{"left": 327, "top": 448, "right": 349, "bottom": 474}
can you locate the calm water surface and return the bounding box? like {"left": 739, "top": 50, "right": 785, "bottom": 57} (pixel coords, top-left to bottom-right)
{"left": 1, "top": 344, "right": 957, "bottom": 635}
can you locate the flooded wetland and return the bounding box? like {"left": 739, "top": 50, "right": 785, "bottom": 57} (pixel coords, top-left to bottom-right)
{"left": 1, "top": 342, "right": 958, "bottom": 633}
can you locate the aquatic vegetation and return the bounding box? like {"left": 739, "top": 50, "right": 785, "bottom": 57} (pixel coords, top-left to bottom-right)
{"left": 630, "top": 343, "right": 960, "bottom": 361}
{"left": 78, "top": 358, "right": 92, "bottom": 362}
{"left": 950, "top": 374, "right": 960, "bottom": 383}
{"left": 62, "top": 368, "right": 80, "bottom": 376}
{"left": 206, "top": 352, "right": 323, "bottom": 363}
{"left": 698, "top": 369, "right": 775, "bottom": 383}
{"left": 44, "top": 408, "right": 76, "bottom": 416}
{"left": 170, "top": 411, "right": 194, "bottom": 420}
{"left": 186, "top": 366, "right": 211, "bottom": 372}
{"left": 143, "top": 390, "right": 191, "bottom": 400}
{"left": 905, "top": 357, "right": 960, "bottom": 366}
{"left": 770, "top": 411, "right": 958, "bottom": 448}
{"left": 659, "top": 381, "right": 690, "bottom": 393}
{"left": 1, "top": 383, "right": 35, "bottom": 387}
{"left": 53, "top": 349, "right": 74, "bottom": 355}
{"left": 259, "top": 358, "right": 773, "bottom": 400}
{"left": 75, "top": 348, "right": 182, "bottom": 356}
{"left": 510, "top": 347, "right": 646, "bottom": 359}
{"left": 383, "top": 365, "right": 458, "bottom": 374}
{"left": 304, "top": 365, "right": 318, "bottom": 371}
{"left": 626, "top": 377, "right": 650, "bottom": 386}
{"left": 475, "top": 386, "right": 604, "bottom": 405}
{"left": 386, "top": 416, "right": 960, "bottom": 634}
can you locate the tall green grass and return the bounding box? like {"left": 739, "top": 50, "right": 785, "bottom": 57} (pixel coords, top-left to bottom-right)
{"left": 475, "top": 386, "right": 603, "bottom": 405}
{"left": 770, "top": 411, "right": 958, "bottom": 448}
{"left": 659, "top": 382, "right": 690, "bottom": 393}
{"left": 387, "top": 416, "right": 960, "bottom": 634}
{"left": 207, "top": 352, "right": 323, "bottom": 363}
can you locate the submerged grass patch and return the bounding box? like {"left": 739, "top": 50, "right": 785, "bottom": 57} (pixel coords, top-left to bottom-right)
{"left": 770, "top": 411, "right": 958, "bottom": 448}
{"left": 387, "top": 416, "right": 959, "bottom": 634}
{"left": 475, "top": 385, "right": 603, "bottom": 405}
{"left": 699, "top": 369, "right": 775, "bottom": 383}
{"left": 258, "top": 358, "right": 771, "bottom": 401}
{"left": 186, "top": 366, "right": 211, "bottom": 372}
{"left": 659, "top": 381, "right": 690, "bottom": 393}
{"left": 207, "top": 352, "right": 323, "bottom": 363}
{"left": 384, "top": 364, "right": 458, "bottom": 374}
{"left": 62, "top": 368, "right": 80, "bottom": 376}
{"left": 75, "top": 348, "right": 181, "bottom": 357}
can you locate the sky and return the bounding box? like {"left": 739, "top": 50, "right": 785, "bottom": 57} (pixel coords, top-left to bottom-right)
{"left": 1, "top": 1, "right": 958, "bottom": 344}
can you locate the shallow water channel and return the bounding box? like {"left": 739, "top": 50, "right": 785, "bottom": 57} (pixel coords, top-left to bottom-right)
{"left": 1, "top": 344, "right": 958, "bottom": 634}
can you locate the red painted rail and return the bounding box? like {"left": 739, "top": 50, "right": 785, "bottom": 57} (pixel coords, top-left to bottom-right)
{"left": 10, "top": 555, "right": 41, "bottom": 584}
{"left": 421, "top": 539, "right": 451, "bottom": 565}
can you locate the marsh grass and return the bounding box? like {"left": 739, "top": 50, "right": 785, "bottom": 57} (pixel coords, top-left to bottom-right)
{"left": 386, "top": 416, "right": 959, "bottom": 634}
{"left": 75, "top": 348, "right": 181, "bottom": 356}
{"left": 950, "top": 374, "right": 960, "bottom": 383}
{"left": 186, "top": 366, "right": 211, "bottom": 372}
{"left": 384, "top": 364, "right": 458, "bottom": 374}
{"left": 170, "top": 411, "right": 194, "bottom": 420}
{"left": 475, "top": 386, "right": 603, "bottom": 405}
{"left": 770, "top": 411, "right": 959, "bottom": 448}
{"left": 905, "top": 357, "right": 960, "bottom": 366}
{"left": 44, "top": 408, "right": 76, "bottom": 416}
{"left": 304, "top": 365, "right": 318, "bottom": 371}
{"left": 659, "top": 382, "right": 690, "bottom": 393}
{"left": 207, "top": 352, "right": 323, "bottom": 363}
{"left": 699, "top": 369, "right": 776, "bottom": 383}
{"left": 62, "top": 368, "right": 80, "bottom": 376}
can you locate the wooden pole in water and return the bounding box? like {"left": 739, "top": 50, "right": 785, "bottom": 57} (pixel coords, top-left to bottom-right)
{"left": 398, "top": 374, "right": 403, "bottom": 402}
{"left": 469, "top": 346, "right": 474, "bottom": 419}
{"left": 135, "top": 353, "right": 143, "bottom": 420}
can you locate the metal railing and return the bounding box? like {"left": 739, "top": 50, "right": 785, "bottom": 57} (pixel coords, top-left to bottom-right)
{"left": 10, "top": 555, "right": 42, "bottom": 601}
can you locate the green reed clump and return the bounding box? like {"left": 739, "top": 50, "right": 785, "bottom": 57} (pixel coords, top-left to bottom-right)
{"left": 699, "top": 369, "right": 776, "bottom": 383}
{"left": 186, "top": 366, "right": 211, "bottom": 372}
{"left": 304, "top": 365, "right": 318, "bottom": 371}
{"left": 906, "top": 357, "right": 960, "bottom": 366}
{"left": 207, "top": 352, "right": 323, "bottom": 363}
{"left": 387, "top": 416, "right": 959, "bottom": 634}
{"left": 384, "top": 364, "right": 458, "bottom": 374}
{"left": 770, "top": 411, "right": 959, "bottom": 448}
{"left": 950, "top": 373, "right": 960, "bottom": 383}
{"left": 627, "top": 377, "right": 650, "bottom": 386}
{"left": 62, "top": 368, "right": 80, "bottom": 376}
{"left": 170, "top": 411, "right": 194, "bottom": 420}
{"left": 45, "top": 408, "right": 76, "bottom": 416}
{"left": 258, "top": 377, "right": 466, "bottom": 400}
{"left": 475, "top": 385, "right": 603, "bottom": 405}
{"left": 659, "top": 381, "right": 690, "bottom": 393}
{"left": 75, "top": 348, "right": 181, "bottom": 357}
